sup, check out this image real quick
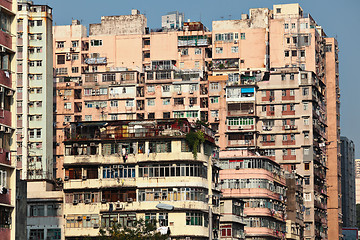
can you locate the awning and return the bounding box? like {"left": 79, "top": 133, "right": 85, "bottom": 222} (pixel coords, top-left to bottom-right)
{"left": 77, "top": 122, "right": 107, "bottom": 127}
{"left": 156, "top": 203, "right": 174, "bottom": 211}
{"left": 241, "top": 88, "right": 254, "bottom": 93}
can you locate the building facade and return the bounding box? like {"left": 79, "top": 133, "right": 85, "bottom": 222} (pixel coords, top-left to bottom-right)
{"left": 340, "top": 137, "right": 356, "bottom": 227}
{"left": 0, "top": 0, "right": 17, "bottom": 239}
{"left": 62, "top": 119, "right": 220, "bottom": 239}
{"left": 219, "top": 150, "right": 287, "bottom": 239}
{"left": 16, "top": 0, "right": 54, "bottom": 180}
{"left": 27, "top": 181, "right": 63, "bottom": 240}
{"left": 52, "top": 4, "right": 340, "bottom": 239}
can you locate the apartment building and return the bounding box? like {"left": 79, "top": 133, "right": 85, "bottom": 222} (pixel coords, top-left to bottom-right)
{"left": 16, "top": 0, "right": 54, "bottom": 180}
{"left": 27, "top": 181, "right": 63, "bottom": 240}
{"left": 219, "top": 150, "right": 287, "bottom": 239}
{"left": 161, "top": 11, "right": 184, "bottom": 30}
{"left": 0, "top": 0, "right": 17, "bottom": 239}
{"left": 52, "top": 4, "right": 340, "bottom": 239}
{"left": 340, "top": 137, "right": 356, "bottom": 228}
{"left": 61, "top": 118, "right": 220, "bottom": 239}
{"left": 219, "top": 198, "right": 246, "bottom": 240}
{"left": 285, "top": 172, "right": 304, "bottom": 240}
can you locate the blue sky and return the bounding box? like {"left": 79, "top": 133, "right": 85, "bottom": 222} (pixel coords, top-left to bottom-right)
{"left": 38, "top": 0, "right": 360, "bottom": 157}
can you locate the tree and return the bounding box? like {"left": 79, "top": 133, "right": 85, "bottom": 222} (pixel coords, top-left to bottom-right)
{"left": 97, "top": 219, "right": 169, "bottom": 240}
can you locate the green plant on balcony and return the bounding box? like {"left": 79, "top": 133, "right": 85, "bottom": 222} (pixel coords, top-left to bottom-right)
{"left": 219, "top": 63, "right": 225, "bottom": 69}
{"left": 186, "top": 130, "right": 205, "bottom": 160}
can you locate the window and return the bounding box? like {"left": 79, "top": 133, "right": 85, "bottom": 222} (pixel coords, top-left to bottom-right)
{"left": 262, "top": 106, "right": 266, "bottom": 112}
{"left": 290, "top": 89, "right": 295, "bottom": 96}
{"left": 290, "top": 73, "right": 294, "bottom": 80}
{"left": 163, "top": 112, "right": 170, "bottom": 118}
{"left": 194, "top": 48, "right": 202, "bottom": 55}
{"left": 300, "top": 50, "right": 305, "bottom": 57}
{"left": 290, "top": 103, "right": 295, "bottom": 111}
{"left": 291, "top": 134, "right": 295, "bottom": 141}
{"left": 269, "top": 105, "right": 274, "bottom": 111}
{"left": 231, "top": 46, "right": 238, "bottom": 53}
{"left": 276, "top": 8, "right": 281, "bottom": 13}
{"left": 90, "top": 39, "right": 102, "bottom": 46}
{"left": 210, "top": 96, "right": 219, "bottom": 104}
{"left": 194, "top": 61, "right": 200, "bottom": 69}
{"left": 147, "top": 99, "right": 155, "bottom": 106}
{"left": 57, "top": 55, "right": 65, "bottom": 65}
{"left": 147, "top": 86, "right": 155, "bottom": 93}
{"left": 282, "top": 105, "right": 287, "bottom": 111}
{"left": 240, "top": 33, "right": 245, "bottom": 40}
{"left": 304, "top": 118, "right": 309, "bottom": 125}
{"left": 186, "top": 212, "right": 203, "bottom": 226}
{"left": 174, "top": 98, "right": 184, "bottom": 105}
{"left": 125, "top": 100, "right": 133, "bottom": 107}
{"left": 291, "top": 23, "right": 296, "bottom": 29}
{"left": 284, "top": 23, "right": 289, "bottom": 29}
{"left": 163, "top": 98, "right": 170, "bottom": 105}
{"left": 304, "top": 148, "right": 310, "bottom": 156}
{"left": 64, "top": 116, "right": 72, "bottom": 122}
{"left": 284, "top": 50, "right": 289, "bottom": 57}
{"left": 64, "top": 102, "right": 71, "bottom": 110}
{"left": 292, "top": 50, "right": 297, "bottom": 57}
{"left": 282, "top": 90, "right": 286, "bottom": 96}
{"left": 56, "top": 41, "right": 64, "bottom": 48}
{"left": 261, "top": 90, "right": 266, "bottom": 97}
{"left": 303, "top": 102, "right": 308, "bottom": 110}
{"left": 181, "top": 48, "right": 188, "bottom": 56}
{"left": 162, "top": 85, "right": 170, "bottom": 92}
{"left": 211, "top": 110, "right": 219, "bottom": 117}
{"left": 304, "top": 177, "right": 310, "bottom": 185}
{"left": 71, "top": 41, "right": 79, "bottom": 48}
{"left": 102, "top": 73, "right": 115, "bottom": 82}
{"left": 72, "top": 54, "right": 79, "bottom": 61}
{"left": 304, "top": 193, "right": 311, "bottom": 201}
{"left": 302, "top": 87, "right": 309, "bottom": 96}
{"left": 325, "top": 44, "right": 332, "bottom": 52}
{"left": 304, "top": 132, "right": 309, "bottom": 139}
{"left": 148, "top": 113, "right": 155, "bottom": 119}
{"left": 99, "top": 88, "right": 107, "bottom": 95}
{"left": 291, "top": 149, "right": 296, "bottom": 155}
{"left": 110, "top": 100, "right": 118, "bottom": 107}
{"left": 282, "top": 149, "right": 287, "bottom": 155}
{"left": 71, "top": 67, "right": 79, "bottom": 73}
{"left": 215, "top": 47, "right": 223, "bottom": 54}
{"left": 85, "top": 115, "right": 92, "bottom": 121}
{"left": 210, "top": 83, "right": 219, "bottom": 90}
{"left": 286, "top": 38, "right": 290, "bottom": 44}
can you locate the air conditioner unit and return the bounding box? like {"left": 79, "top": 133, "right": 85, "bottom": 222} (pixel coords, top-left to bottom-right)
{"left": 59, "top": 92, "right": 63, "bottom": 96}
{"left": 285, "top": 125, "right": 291, "bottom": 130}
{"left": 292, "top": 170, "right": 297, "bottom": 174}
{"left": 291, "top": 125, "right": 297, "bottom": 130}
{"left": 112, "top": 165, "right": 118, "bottom": 169}
{"left": 66, "top": 83, "right": 70, "bottom": 87}
{"left": 177, "top": 91, "right": 182, "bottom": 95}
{"left": 63, "top": 97, "right": 67, "bottom": 100}
{"left": 73, "top": 200, "right": 78, "bottom": 205}
{"left": 64, "top": 176, "right": 69, "bottom": 181}
{"left": 82, "top": 175, "right": 87, "bottom": 180}
{"left": 215, "top": 117, "right": 219, "bottom": 122}
{"left": 249, "top": 109, "right": 254, "bottom": 114}
{"left": 189, "top": 90, "right": 194, "bottom": 94}
{"left": 112, "top": 81, "right": 116, "bottom": 85}
{"left": 86, "top": 216, "right": 91, "bottom": 221}
{"left": 238, "top": 126, "right": 243, "bottom": 129}
{"left": 235, "top": 166, "right": 240, "bottom": 170}
{"left": 234, "top": 40, "right": 238, "bottom": 44}
{"left": 101, "top": 199, "right": 107, "bottom": 204}
{"left": 66, "top": 53, "right": 71, "bottom": 61}
{"left": 76, "top": 216, "right": 82, "bottom": 221}
{"left": 127, "top": 198, "right": 133, "bottom": 203}
{"left": 93, "top": 223, "right": 99, "bottom": 229}
{"left": 84, "top": 199, "right": 91, "bottom": 204}
{"left": 0, "top": 46, "right": 5, "bottom": 53}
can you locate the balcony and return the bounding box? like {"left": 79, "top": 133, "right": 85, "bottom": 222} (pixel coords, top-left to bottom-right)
{"left": 228, "top": 139, "right": 254, "bottom": 148}
{"left": 211, "top": 59, "right": 239, "bottom": 70}
{"left": 0, "top": 188, "right": 12, "bottom": 206}
{"left": 282, "top": 110, "right": 295, "bottom": 116}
